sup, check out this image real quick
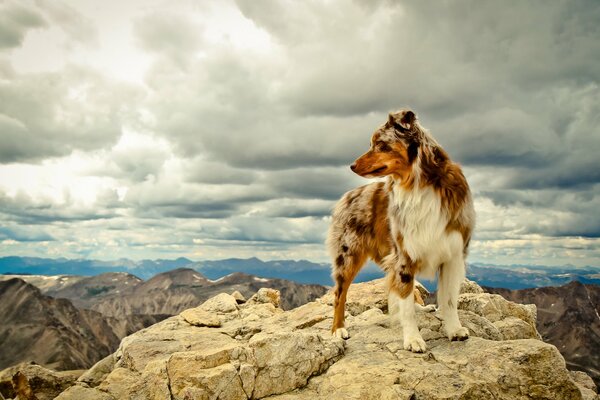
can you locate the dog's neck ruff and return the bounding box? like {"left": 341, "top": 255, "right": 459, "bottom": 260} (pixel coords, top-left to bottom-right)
{"left": 387, "top": 175, "right": 457, "bottom": 279}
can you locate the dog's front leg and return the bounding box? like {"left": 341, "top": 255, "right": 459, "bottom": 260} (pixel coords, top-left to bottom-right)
{"left": 438, "top": 254, "right": 469, "bottom": 341}
{"left": 385, "top": 255, "right": 427, "bottom": 353}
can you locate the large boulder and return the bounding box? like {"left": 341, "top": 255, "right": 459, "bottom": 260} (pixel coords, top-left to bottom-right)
{"left": 54, "top": 279, "right": 597, "bottom": 400}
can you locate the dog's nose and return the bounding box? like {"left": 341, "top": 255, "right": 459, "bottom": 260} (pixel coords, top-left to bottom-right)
{"left": 350, "top": 163, "right": 357, "bottom": 171}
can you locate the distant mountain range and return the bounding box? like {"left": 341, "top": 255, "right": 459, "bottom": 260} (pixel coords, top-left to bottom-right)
{"left": 2, "top": 256, "right": 599, "bottom": 289}
{"left": 486, "top": 282, "right": 600, "bottom": 388}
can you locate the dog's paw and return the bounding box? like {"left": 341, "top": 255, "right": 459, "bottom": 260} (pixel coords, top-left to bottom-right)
{"left": 404, "top": 335, "right": 427, "bottom": 353}
{"left": 333, "top": 327, "right": 349, "bottom": 339}
{"left": 448, "top": 326, "right": 469, "bottom": 341}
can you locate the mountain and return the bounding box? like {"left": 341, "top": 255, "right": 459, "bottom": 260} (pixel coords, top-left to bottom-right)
{"left": 50, "top": 279, "right": 597, "bottom": 400}
{"left": 0, "top": 278, "right": 166, "bottom": 372}
{"left": 486, "top": 281, "right": 600, "bottom": 388}
{"left": 44, "top": 272, "right": 144, "bottom": 310}
{"left": 0, "top": 256, "right": 194, "bottom": 279}
{"left": 469, "top": 263, "right": 600, "bottom": 289}
{"left": 45, "top": 268, "right": 328, "bottom": 318}
{"left": 4, "top": 256, "right": 600, "bottom": 289}
{"left": 0, "top": 278, "right": 120, "bottom": 371}
{"left": 188, "top": 257, "right": 334, "bottom": 285}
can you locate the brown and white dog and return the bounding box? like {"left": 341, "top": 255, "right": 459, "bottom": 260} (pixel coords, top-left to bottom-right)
{"left": 327, "top": 109, "right": 475, "bottom": 353}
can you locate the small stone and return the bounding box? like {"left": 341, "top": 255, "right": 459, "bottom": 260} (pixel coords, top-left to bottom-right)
{"left": 180, "top": 308, "right": 222, "bottom": 327}
{"left": 248, "top": 288, "right": 281, "bottom": 308}
{"left": 231, "top": 290, "right": 246, "bottom": 304}
{"left": 200, "top": 293, "right": 239, "bottom": 313}
{"left": 460, "top": 279, "right": 485, "bottom": 294}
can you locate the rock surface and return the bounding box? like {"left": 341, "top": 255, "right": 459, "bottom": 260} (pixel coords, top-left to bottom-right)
{"left": 0, "top": 363, "right": 83, "bottom": 400}
{"left": 488, "top": 281, "right": 600, "bottom": 388}
{"left": 50, "top": 278, "right": 598, "bottom": 399}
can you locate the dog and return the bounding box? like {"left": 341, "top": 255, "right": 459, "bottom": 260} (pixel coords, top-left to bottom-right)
{"left": 327, "top": 109, "right": 475, "bottom": 353}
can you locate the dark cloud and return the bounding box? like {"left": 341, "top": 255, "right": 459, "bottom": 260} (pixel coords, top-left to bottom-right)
{"left": 480, "top": 188, "right": 600, "bottom": 238}
{"left": 265, "top": 167, "right": 364, "bottom": 201}
{"left": 0, "top": 225, "right": 54, "bottom": 242}
{"left": 0, "top": 2, "right": 47, "bottom": 49}
{"left": 183, "top": 159, "right": 258, "bottom": 185}
{"left": 0, "top": 66, "right": 141, "bottom": 164}
{"left": 0, "top": 190, "right": 117, "bottom": 224}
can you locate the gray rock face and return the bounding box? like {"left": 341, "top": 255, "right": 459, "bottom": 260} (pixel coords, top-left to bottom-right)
{"left": 54, "top": 279, "right": 598, "bottom": 400}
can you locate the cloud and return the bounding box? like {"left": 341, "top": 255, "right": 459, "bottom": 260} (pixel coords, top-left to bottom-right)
{"left": 0, "top": 65, "right": 142, "bottom": 163}
{"left": 0, "top": 1, "right": 47, "bottom": 50}
{"left": 0, "top": 0, "right": 599, "bottom": 266}
{"left": 0, "top": 189, "right": 118, "bottom": 224}
{"left": 34, "top": 0, "right": 98, "bottom": 47}
{"left": 0, "top": 225, "right": 53, "bottom": 242}
{"left": 134, "top": 11, "right": 202, "bottom": 69}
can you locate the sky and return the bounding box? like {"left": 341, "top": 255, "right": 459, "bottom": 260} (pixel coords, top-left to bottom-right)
{"left": 0, "top": 0, "right": 599, "bottom": 267}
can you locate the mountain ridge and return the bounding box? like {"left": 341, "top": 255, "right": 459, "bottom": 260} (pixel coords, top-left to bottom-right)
{"left": 3, "top": 256, "right": 600, "bottom": 289}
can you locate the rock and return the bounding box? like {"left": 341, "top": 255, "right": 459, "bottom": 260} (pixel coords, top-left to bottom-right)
{"left": 493, "top": 316, "right": 539, "bottom": 340}
{"left": 247, "top": 288, "right": 281, "bottom": 308}
{"left": 320, "top": 279, "right": 388, "bottom": 315}
{"left": 460, "top": 278, "right": 485, "bottom": 294}
{"left": 53, "top": 278, "right": 594, "bottom": 400}
{"left": 77, "top": 354, "right": 115, "bottom": 387}
{"left": 570, "top": 371, "right": 599, "bottom": 400}
{"left": 180, "top": 308, "right": 222, "bottom": 327}
{"left": 55, "top": 384, "right": 113, "bottom": 400}
{"left": 0, "top": 363, "right": 83, "bottom": 400}
{"left": 458, "top": 292, "right": 539, "bottom": 339}
{"left": 199, "top": 292, "right": 239, "bottom": 313}
{"left": 249, "top": 332, "right": 344, "bottom": 398}
{"left": 232, "top": 290, "right": 247, "bottom": 303}
{"left": 414, "top": 280, "right": 430, "bottom": 299}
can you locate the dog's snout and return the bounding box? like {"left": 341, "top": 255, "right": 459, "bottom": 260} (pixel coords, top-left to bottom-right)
{"left": 350, "top": 163, "right": 357, "bottom": 172}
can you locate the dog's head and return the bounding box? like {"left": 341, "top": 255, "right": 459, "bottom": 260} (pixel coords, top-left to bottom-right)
{"left": 351, "top": 109, "right": 421, "bottom": 181}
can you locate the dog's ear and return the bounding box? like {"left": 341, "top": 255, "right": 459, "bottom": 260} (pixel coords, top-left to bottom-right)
{"left": 388, "top": 113, "right": 396, "bottom": 127}
{"left": 399, "top": 110, "right": 416, "bottom": 130}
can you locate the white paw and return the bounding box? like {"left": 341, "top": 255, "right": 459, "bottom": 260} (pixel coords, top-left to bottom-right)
{"left": 333, "top": 327, "right": 349, "bottom": 339}
{"left": 448, "top": 326, "right": 469, "bottom": 341}
{"left": 403, "top": 335, "right": 427, "bottom": 353}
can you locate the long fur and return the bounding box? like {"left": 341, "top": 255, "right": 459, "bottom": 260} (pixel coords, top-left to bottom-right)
{"left": 327, "top": 109, "right": 475, "bottom": 352}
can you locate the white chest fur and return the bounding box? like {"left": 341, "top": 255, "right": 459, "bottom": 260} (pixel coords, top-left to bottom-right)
{"left": 389, "top": 183, "right": 462, "bottom": 279}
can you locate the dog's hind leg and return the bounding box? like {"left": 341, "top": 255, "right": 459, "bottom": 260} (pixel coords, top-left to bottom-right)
{"left": 331, "top": 251, "right": 367, "bottom": 339}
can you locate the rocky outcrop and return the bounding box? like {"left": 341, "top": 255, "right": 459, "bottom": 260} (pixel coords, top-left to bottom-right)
{"left": 487, "top": 281, "right": 600, "bottom": 388}
{"left": 0, "top": 363, "right": 83, "bottom": 400}
{"left": 47, "top": 279, "right": 599, "bottom": 399}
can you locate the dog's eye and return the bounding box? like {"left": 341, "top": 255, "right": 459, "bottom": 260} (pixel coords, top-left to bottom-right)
{"left": 376, "top": 142, "right": 391, "bottom": 152}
